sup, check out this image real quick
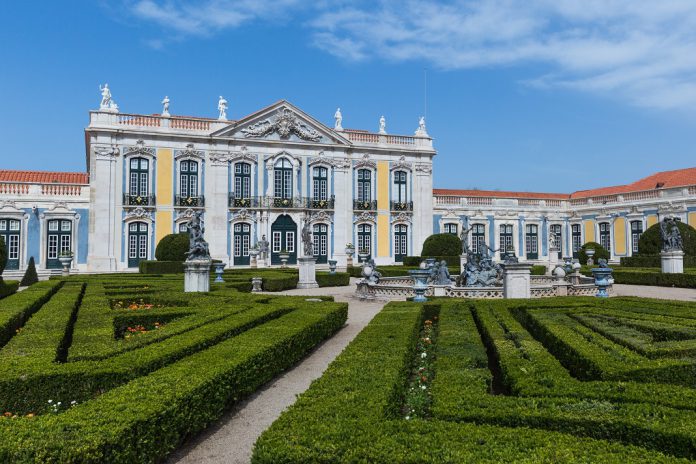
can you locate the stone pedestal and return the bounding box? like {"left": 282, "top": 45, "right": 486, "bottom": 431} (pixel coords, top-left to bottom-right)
{"left": 251, "top": 277, "right": 263, "bottom": 292}
{"left": 297, "top": 256, "right": 318, "bottom": 289}
{"left": 184, "top": 259, "right": 212, "bottom": 293}
{"left": 661, "top": 250, "right": 684, "bottom": 274}
{"left": 460, "top": 254, "right": 467, "bottom": 274}
{"left": 502, "top": 263, "right": 532, "bottom": 299}
{"left": 547, "top": 248, "right": 560, "bottom": 275}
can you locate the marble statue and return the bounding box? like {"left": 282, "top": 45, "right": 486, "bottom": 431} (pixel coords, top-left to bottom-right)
{"left": 258, "top": 234, "right": 269, "bottom": 260}
{"left": 459, "top": 225, "right": 473, "bottom": 255}
{"left": 301, "top": 214, "right": 313, "bottom": 257}
{"left": 429, "top": 259, "right": 451, "bottom": 285}
{"left": 379, "top": 115, "right": 386, "bottom": 134}
{"left": 415, "top": 116, "right": 428, "bottom": 137}
{"left": 218, "top": 96, "right": 228, "bottom": 121}
{"left": 334, "top": 107, "right": 343, "bottom": 131}
{"left": 660, "top": 217, "right": 684, "bottom": 252}
{"left": 161, "top": 96, "right": 170, "bottom": 117}
{"left": 549, "top": 233, "right": 558, "bottom": 250}
{"left": 99, "top": 84, "right": 118, "bottom": 111}
{"left": 185, "top": 211, "right": 210, "bottom": 261}
{"left": 362, "top": 258, "right": 382, "bottom": 284}
{"left": 456, "top": 244, "right": 503, "bottom": 287}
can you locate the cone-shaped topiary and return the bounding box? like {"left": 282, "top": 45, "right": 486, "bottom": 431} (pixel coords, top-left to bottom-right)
{"left": 578, "top": 241, "right": 610, "bottom": 265}
{"left": 637, "top": 221, "right": 696, "bottom": 256}
{"left": 20, "top": 256, "right": 39, "bottom": 287}
{"left": 421, "top": 233, "right": 462, "bottom": 257}
{"left": 155, "top": 233, "right": 190, "bottom": 261}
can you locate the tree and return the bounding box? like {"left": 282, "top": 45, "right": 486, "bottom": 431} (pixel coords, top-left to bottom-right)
{"left": 421, "top": 233, "right": 461, "bottom": 257}
{"left": 155, "top": 233, "right": 190, "bottom": 261}
{"left": 20, "top": 257, "right": 39, "bottom": 287}
{"left": 637, "top": 221, "right": 696, "bottom": 256}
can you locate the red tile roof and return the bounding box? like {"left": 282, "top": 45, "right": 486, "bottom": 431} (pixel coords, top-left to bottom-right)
{"left": 433, "top": 188, "right": 568, "bottom": 200}
{"left": 0, "top": 170, "right": 88, "bottom": 184}
{"left": 570, "top": 167, "right": 696, "bottom": 199}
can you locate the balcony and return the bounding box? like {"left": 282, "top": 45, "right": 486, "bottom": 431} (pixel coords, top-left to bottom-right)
{"left": 123, "top": 193, "right": 156, "bottom": 207}
{"left": 354, "top": 199, "right": 377, "bottom": 211}
{"left": 308, "top": 196, "right": 335, "bottom": 209}
{"left": 175, "top": 195, "right": 205, "bottom": 207}
{"left": 391, "top": 200, "right": 413, "bottom": 211}
{"left": 229, "top": 196, "right": 260, "bottom": 208}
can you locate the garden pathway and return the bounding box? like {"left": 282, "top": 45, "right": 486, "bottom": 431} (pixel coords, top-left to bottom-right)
{"left": 613, "top": 284, "right": 696, "bottom": 301}
{"left": 168, "top": 278, "right": 385, "bottom": 464}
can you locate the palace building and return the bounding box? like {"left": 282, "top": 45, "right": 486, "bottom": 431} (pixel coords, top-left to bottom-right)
{"left": 1, "top": 94, "right": 695, "bottom": 277}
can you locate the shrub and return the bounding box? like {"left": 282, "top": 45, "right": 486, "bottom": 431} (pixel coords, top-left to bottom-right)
{"left": 155, "top": 233, "right": 189, "bottom": 262}
{"left": 638, "top": 221, "right": 696, "bottom": 256}
{"left": 578, "top": 241, "right": 610, "bottom": 265}
{"left": 139, "top": 260, "right": 184, "bottom": 274}
{"left": 0, "top": 281, "right": 19, "bottom": 300}
{"left": 316, "top": 272, "right": 350, "bottom": 287}
{"left": 19, "top": 257, "right": 39, "bottom": 286}
{"left": 531, "top": 265, "right": 547, "bottom": 275}
{"left": 403, "top": 255, "right": 460, "bottom": 267}
{"left": 611, "top": 270, "right": 696, "bottom": 288}
{"left": 421, "top": 233, "right": 461, "bottom": 257}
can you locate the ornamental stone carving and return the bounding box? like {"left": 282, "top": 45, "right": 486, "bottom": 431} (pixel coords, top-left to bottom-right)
{"left": 310, "top": 210, "right": 333, "bottom": 223}
{"left": 354, "top": 154, "right": 376, "bottom": 169}
{"left": 176, "top": 208, "right": 196, "bottom": 222}
{"left": 390, "top": 155, "right": 412, "bottom": 171}
{"left": 0, "top": 200, "right": 18, "bottom": 210}
{"left": 391, "top": 212, "right": 412, "bottom": 224}
{"left": 230, "top": 145, "right": 257, "bottom": 163}
{"left": 415, "top": 163, "right": 432, "bottom": 174}
{"left": 94, "top": 145, "right": 120, "bottom": 160}
{"left": 125, "top": 207, "right": 153, "bottom": 221}
{"left": 231, "top": 208, "right": 256, "bottom": 222}
{"left": 209, "top": 151, "right": 233, "bottom": 166}
{"left": 175, "top": 143, "right": 204, "bottom": 160}
{"left": 241, "top": 107, "right": 321, "bottom": 141}
{"left": 354, "top": 211, "right": 376, "bottom": 223}
{"left": 124, "top": 140, "right": 155, "bottom": 158}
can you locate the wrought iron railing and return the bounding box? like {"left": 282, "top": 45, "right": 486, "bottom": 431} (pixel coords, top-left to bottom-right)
{"left": 175, "top": 195, "right": 205, "bottom": 207}
{"left": 308, "top": 196, "right": 335, "bottom": 209}
{"left": 123, "top": 193, "right": 156, "bottom": 206}
{"left": 390, "top": 200, "right": 413, "bottom": 211}
{"left": 354, "top": 199, "right": 377, "bottom": 210}
{"left": 228, "top": 196, "right": 260, "bottom": 208}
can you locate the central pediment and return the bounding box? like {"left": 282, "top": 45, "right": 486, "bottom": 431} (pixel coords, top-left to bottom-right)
{"left": 212, "top": 100, "right": 350, "bottom": 145}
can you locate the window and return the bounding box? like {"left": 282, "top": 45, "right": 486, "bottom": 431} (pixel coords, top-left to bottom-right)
{"left": 444, "top": 223, "right": 458, "bottom": 235}
{"left": 525, "top": 224, "right": 538, "bottom": 259}
{"left": 46, "top": 219, "right": 72, "bottom": 269}
{"left": 129, "top": 157, "right": 149, "bottom": 196}
{"left": 272, "top": 231, "right": 282, "bottom": 253}
{"left": 394, "top": 171, "right": 407, "bottom": 203}
{"left": 599, "top": 222, "right": 611, "bottom": 252}
{"left": 471, "top": 224, "right": 485, "bottom": 254}
{"left": 631, "top": 221, "right": 643, "bottom": 253}
{"left": 180, "top": 160, "right": 199, "bottom": 198}
{"left": 313, "top": 224, "right": 328, "bottom": 263}
{"left": 571, "top": 224, "right": 582, "bottom": 258}
{"left": 178, "top": 223, "right": 188, "bottom": 233}
{"left": 499, "top": 224, "right": 514, "bottom": 256}
{"left": 233, "top": 223, "right": 251, "bottom": 265}
{"left": 286, "top": 231, "right": 295, "bottom": 253}
{"left": 550, "top": 224, "right": 562, "bottom": 258}
{"left": 313, "top": 167, "right": 328, "bottom": 201}
{"left": 0, "top": 218, "right": 21, "bottom": 270}
{"left": 127, "top": 222, "right": 148, "bottom": 268}
{"left": 274, "top": 158, "right": 293, "bottom": 199}
{"left": 357, "top": 224, "right": 372, "bottom": 260}
{"left": 357, "top": 169, "right": 371, "bottom": 202}
{"left": 234, "top": 162, "right": 251, "bottom": 199}
{"left": 394, "top": 224, "right": 408, "bottom": 262}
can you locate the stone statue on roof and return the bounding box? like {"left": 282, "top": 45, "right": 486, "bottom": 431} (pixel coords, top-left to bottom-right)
{"left": 334, "top": 107, "right": 343, "bottom": 131}
{"left": 218, "top": 96, "right": 228, "bottom": 121}
{"left": 99, "top": 84, "right": 118, "bottom": 112}
{"left": 379, "top": 115, "right": 386, "bottom": 134}
{"left": 161, "top": 96, "right": 170, "bottom": 117}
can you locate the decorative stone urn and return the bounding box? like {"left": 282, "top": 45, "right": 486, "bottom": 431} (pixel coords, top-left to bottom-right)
{"left": 59, "top": 254, "right": 73, "bottom": 277}
{"left": 425, "top": 258, "right": 436, "bottom": 269}
{"left": 409, "top": 269, "right": 431, "bottom": 302}
{"left": 328, "top": 259, "right": 337, "bottom": 274}
{"left": 585, "top": 248, "right": 595, "bottom": 266}
{"left": 249, "top": 249, "right": 259, "bottom": 269}
{"left": 591, "top": 267, "right": 613, "bottom": 298}
{"left": 279, "top": 251, "right": 290, "bottom": 268}
{"left": 251, "top": 277, "right": 263, "bottom": 292}
{"left": 213, "top": 263, "right": 226, "bottom": 283}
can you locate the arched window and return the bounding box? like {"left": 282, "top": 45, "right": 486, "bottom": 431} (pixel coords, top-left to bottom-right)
{"left": 357, "top": 169, "right": 371, "bottom": 202}
{"left": 313, "top": 166, "right": 328, "bottom": 201}
{"left": 129, "top": 157, "right": 149, "bottom": 196}
{"left": 471, "top": 224, "right": 485, "bottom": 254}
{"left": 274, "top": 159, "right": 293, "bottom": 199}
{"left": 571, "top": 224, "right": 582, "bottom": 258}
{"left": 179, "top": 160, "right": 199, "bottom": 198}
{"left": 0, "top": 218, "right": 21, "bottom": 270}
{"left": 599, "top": 222, "right": 611, "bottom": 252}
{"left": 630, "top": 220, "right": 643, "bottom": 253}
{"left": 499, "top": 224, "right": 513, "bottom": 257}
{"left": 234, "top": 162, "right": 251, "bottom": 199}
{"left": 394, "top": 171, "right": 407, "bottom": 203}
{"left": 525, "top": 224, "right": 538, "bottom": 259}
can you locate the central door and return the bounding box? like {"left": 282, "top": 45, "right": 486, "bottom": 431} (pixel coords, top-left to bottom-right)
{"left": 271, "top": 215, "right": 297, "bottom": 265}
{"left": 233, "top": 223, "right": 251, "bottom": 265}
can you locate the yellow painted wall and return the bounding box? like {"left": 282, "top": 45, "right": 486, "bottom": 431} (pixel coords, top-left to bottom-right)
{"left": 376, "top": 161, "right": 390, "bottom": 257}
{"left": 583, "top": 220, "right": 595, "bottom": 243}
{"left": 647, "top": 215, "right": 658, "bottom": 228}
{"left": 614, "top": 217, "right": 626, "bottom": 255}
{"left": 688, "top": 212, "right": 696, "bottom": 227}
{"left": 155, "top": 148, "right": 173, "bottom": 245}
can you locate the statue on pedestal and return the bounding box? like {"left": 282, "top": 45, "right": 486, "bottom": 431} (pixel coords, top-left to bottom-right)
{"left": 660, "top": 217, "right": 683, "bottom": 252}
{"left": 301, "top": 214, "right": 313, "bottom": 257}
{"left": 379, "top": 115, "right": 386, "bottom": 134}
{"left": 415, "top": 116, "right": 428, "bottom": 137}
{"left": 218, "top": 96, "right": 228, "bottom": 121}
{"left": 161, "top": 96, "right": 170, "bottom": 117}
{"left": 258, "top": 234, "right": 269, "bottom": 261}
{"left": 460, "top": 225, "right": 473, "bottom": 255}
{"left": 334, "top": 107, "right": 343, "bottom": 131}
{"left": 99, "top": 84, "right": 118, "bottom": 111}
{"left": 185, "top": 211, "right": 210, "bottom": 261}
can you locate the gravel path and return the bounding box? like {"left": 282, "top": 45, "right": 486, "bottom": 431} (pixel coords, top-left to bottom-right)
{"left": 613, "top": 284, "right": 696, "bottom": 301}
{"left": 168, "top": 279, "right": 385, "bottom": 464}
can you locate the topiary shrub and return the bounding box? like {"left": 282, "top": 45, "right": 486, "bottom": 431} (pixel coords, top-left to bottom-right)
{"left": 637, "top": 221, "right": 696, "bottom": 256}
{"left": 155, "top": 233, "right": 189, "bottom": 262}
{"left": 19, "top": 257, "right": 39, "bottom": 287}
{"left": 578, "top": 242, "right": 610, "bottom": 265}
{"left": 421, "top": 233, "right": 461, "bottom": 257}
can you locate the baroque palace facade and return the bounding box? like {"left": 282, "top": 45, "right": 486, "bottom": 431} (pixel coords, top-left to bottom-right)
{"left": 0, "top": 94, "right": 696, "bottom": 276}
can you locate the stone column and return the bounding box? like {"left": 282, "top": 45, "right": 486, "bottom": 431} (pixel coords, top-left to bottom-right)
{"left": 412, "top": 164, "right": 434, "bottom": 256}
{"left": 88, "top": 145, "right": 119, "bottom": 271}
{"left": 297, "top": 256, "right": 318, "bottom": 288}
{"left": 502, "top": 262, "right": 532, "bottom": 299}
{"left": 184, "top": 259, "right": 212, "bottom": 292}
{"left": 333, "top": 160, "right": 351, "bottom": 267}
{"left": 661, "top": 250, "right": 684, "bottom": 274}
{"left": 206, "top": 158, "right": 230, "bottom": 263}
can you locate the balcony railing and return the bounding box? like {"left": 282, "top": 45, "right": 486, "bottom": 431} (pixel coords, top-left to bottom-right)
{"left": 229, "top": 196, "right": 260, "bottom": 208}
{"left": 390, "top": 200, "right": 413, "bottom": 211}
{"left": 354, "top": 199, "right": 377, "bottom": 211}
{"left": 308, "top": 196, "right": 335, "bottom": 209}
{"left": 175, "top": 195, "right": 205, "bottom": 207}
{"left": 123, "top": 193, "right": 156, "bottom": 207}
{"left": 228, "top": 195, "right": 336, "bottom": 209}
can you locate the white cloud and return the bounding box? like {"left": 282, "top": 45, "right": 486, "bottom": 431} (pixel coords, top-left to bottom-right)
{"left": 126, "top": 0, "right": 696, "bottom": 110}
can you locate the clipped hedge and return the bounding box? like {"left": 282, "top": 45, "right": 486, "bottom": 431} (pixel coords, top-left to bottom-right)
{"left": 155, "top": 233, "right": 189, "bottom": 261}
{"left": 316, "top": 272, "right": 350, "bottom": 287}
{"left": 0, "top": 280, "right": 62, "bottom": 348}
{"left": 531, "top": 265, "right": 546, "bottom": 275}
{"left": 638, "top": 221, "right": 696, "bottom": 256}
{"left": 0, "top": 280, "right": 19, "bottom": 300}
{"left": 421, "top": 233, "right": 461, "bottom": 257}
{"left": 139, "top": 260, "right": 184, "bottom": 274}
{"left": 403, "top": 255, "right": 460, "bottom": 267}
{"left": 578, "top": 242, "right": 610, "bottom": 265}
{"left": 612, "top": 270, "right": 696, "bottom": 288}
{"left": 620, "top": 255, "right": 696, "bottom": 268}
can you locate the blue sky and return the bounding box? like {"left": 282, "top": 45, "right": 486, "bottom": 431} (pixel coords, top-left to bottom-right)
{"left": 1, "top": 0, "right": 696, "bottom": 193}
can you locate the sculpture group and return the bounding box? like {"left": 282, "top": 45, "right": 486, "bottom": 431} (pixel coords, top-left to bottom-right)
{"left": 660, "top": 217, "right": 684, "bottom": 252}
{"left": 185, "top": 211, "right": 210, "bottom": 261}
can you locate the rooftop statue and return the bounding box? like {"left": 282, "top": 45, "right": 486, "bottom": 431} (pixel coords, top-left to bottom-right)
{"left": 185, "top": 211, "right": 210, "bottom": 261}
{"left": 99, "top": 84, "right": 118, "bottom": 111}
{"left": 660, "top": 217, "right": 684, "bottom": 252}
{"left": 415, "top": 116, "right": 429, "bottom": 137}
{"left": 161, "top": 96, "right": 170, "bottom": 117}
{"left": 218, "top": 96, "right": 228, "bottom": 121}
{"left": 334, "top": 107, "right": 343, "bottom": 131}
{"left": 379, "top": 115, "right": 386, "bottom": 134}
